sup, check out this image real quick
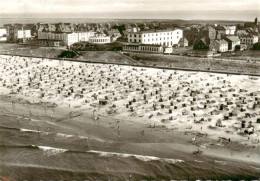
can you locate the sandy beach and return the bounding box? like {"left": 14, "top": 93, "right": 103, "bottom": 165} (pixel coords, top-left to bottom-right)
{"left": 0, "top": 55, "right": 259, "bottom": 180}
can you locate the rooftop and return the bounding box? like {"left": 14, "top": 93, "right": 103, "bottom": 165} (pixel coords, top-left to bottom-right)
{"left": 128, "top": 28, "right": 181, "bottom": 34}
{"left": 225, "top": 36, "right": 240, "bottom": 42}
{"left": 215, "top": 39, "right": 228, "bottom": 44}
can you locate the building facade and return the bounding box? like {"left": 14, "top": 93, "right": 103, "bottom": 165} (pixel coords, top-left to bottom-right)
{"left": 123, "top": 44, "right": 164, "bottom": 53}
{"left": 224, "top": 26, "right": 236, "bottom": 35}
{"left": 37, "top": 31, "right": 96, "bottom": 46}
{"left": 17, "top": 29, "right": 31, "bottom": 39}
{"left": 214, "top": 39, "right": 228, "bottom": 52}
{"left": 239, "top": 35, "right": 258, "bottom": 46}
{"left": 88, "top": 33, "right": 111, "bottom": 44}
{"left": 127, "top": 29, "right": 183, "bottom": 47}
{"left": 0, "top": 28, "right": 7, "bottom": 42}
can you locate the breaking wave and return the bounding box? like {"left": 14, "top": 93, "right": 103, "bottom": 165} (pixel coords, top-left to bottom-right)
{"left": 20, "top": 128, "right": 41, "bottom": 133}
{"left": 87, "top": 150, "right": 184, "bottom": 164}
{"left": 3, "top": 125, "right": 107, "bottom": 143}
{"left": 33, "top": 145, "right": 68, "bottom": 156}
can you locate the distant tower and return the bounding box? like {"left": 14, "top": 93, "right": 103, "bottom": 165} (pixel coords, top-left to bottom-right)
{"left": 255, "top": 17, "right": 258, "bottom": 25}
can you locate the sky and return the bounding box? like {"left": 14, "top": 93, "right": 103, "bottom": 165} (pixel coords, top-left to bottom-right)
{"left": 0, "top": 0, "right": 259, "bottom": 14}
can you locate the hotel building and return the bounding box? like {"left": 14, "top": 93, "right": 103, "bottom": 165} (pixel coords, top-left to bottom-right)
{"left": 127, "top": 29, "right": 183, "bottom": 46}
{"left": 124, "top": 29, "right": 183, "bottom": 53}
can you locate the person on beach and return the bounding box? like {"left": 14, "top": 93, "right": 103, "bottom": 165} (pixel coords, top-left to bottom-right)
{"left": 141, "top": 129, "right": 145, "bottom": 136}
{"left": 192, "top": 137, "right": 196, "bottom": 143}
{"left": 117, "top": 126, "right": 120, "bottom": 136}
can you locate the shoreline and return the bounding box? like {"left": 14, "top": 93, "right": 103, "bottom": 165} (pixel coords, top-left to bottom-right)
{"left": 0, "top": 92, "right": 259, "bottom": 165}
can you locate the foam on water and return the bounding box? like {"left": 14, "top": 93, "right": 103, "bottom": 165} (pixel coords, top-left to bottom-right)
{"left": 214, "top": 160, "right": 227, "bottom": 165}
{"left": 20, "top": 128, "right": 40, "bottom": 133}
{"left": 194, "top": 160, "right": 203, "bottom": 163}
{"left": 87, "top": 150, "right": 184, "bottom": 164}
{"left": 78, "top": 136, "right": 89, "bottom": 139}
{"left": 36, "top": 145, "right": 68, "bottom": 156}
{"left": 56, "top": 133, "right": 74, "bottom": 138}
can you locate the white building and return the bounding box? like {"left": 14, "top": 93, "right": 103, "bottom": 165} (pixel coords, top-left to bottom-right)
{"left": 17, "top": 29, "right": 31, "bottom": 39}
{"left": 239, "top": 35, "right": 258, "bottom": 46}
{"left": 224, "top": 26, "right": 236, "bottom": 35}
{"left": 88, "top": 33, "right": 111, "bottom": 44}
{"left": 215, "top": 39, "right": 228, "bottom": 52}
{"left": 127, "top": 29, "right": 183, "bottom": 47}
{"left": 37, "top": 31, "right": 96, "bottom": 46}
{"left": 0, "top": 28, "right": 7, "bottom": 42}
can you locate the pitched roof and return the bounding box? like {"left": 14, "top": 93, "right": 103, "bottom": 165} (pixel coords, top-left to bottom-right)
{"left": 215, "top": 26, "right": 226, "bottom": 31}
{"left": 178, "top": 38, "right": 188, "bottom": 43}
{"left": 215, "top": 39, "right": 228, "bottom": 45}
{"left": 225, "top": 36, "right": 240, "bottom": 42}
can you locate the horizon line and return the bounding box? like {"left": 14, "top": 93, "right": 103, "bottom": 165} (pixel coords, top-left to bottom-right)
{"left": 1, "top": 9, "right": 260, "bottom": 14}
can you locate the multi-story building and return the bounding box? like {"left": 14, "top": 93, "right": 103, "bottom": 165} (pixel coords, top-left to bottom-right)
{"left": 239, "top": 35, "right": 258, "bottom": 47}
{"left": 127, "top": 29, "right": 183, "bottom": 47}
{"left": 37, "top": 31, "right": 96, "bottom": 46}
{"left": 17, "top": 29, "right": 31, "bottom": 39}
{"left": 214, "top": 39, "right": 229, "bottom": 52}
{"left": 4, "top": 24, "right": 32, "bottom": 43}
{"left": 0, "top": 27, "right": 7, "bottom": 42}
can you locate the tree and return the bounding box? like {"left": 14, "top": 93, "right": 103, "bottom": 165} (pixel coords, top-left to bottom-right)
{"left": 252, "top": 42, "right": 260, "bottom": 50}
